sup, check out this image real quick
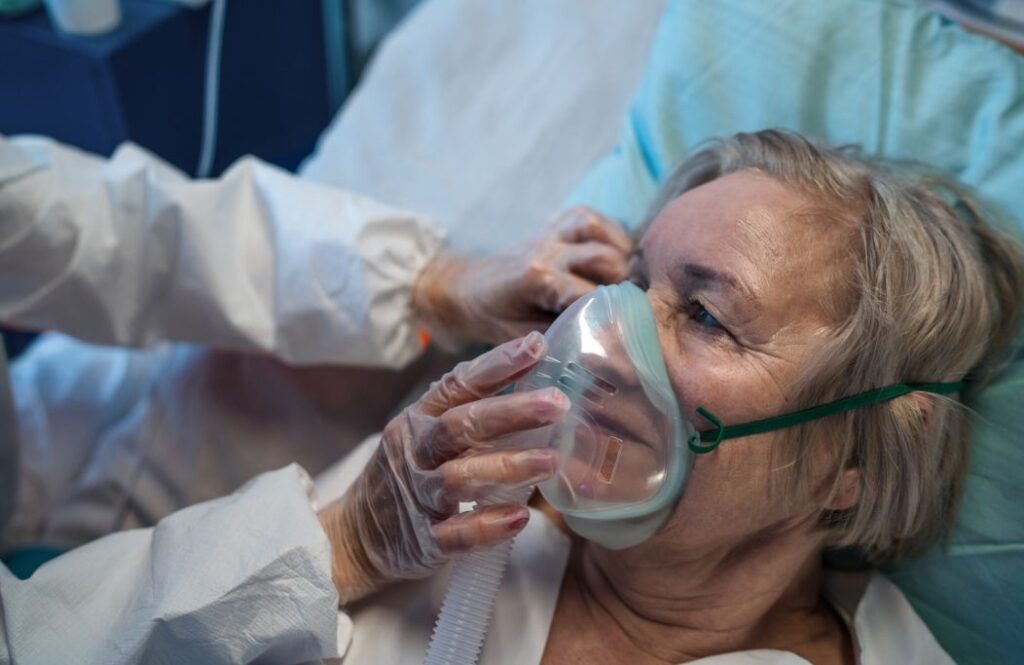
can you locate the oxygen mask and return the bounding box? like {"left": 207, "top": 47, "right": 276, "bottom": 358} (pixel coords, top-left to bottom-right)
{"left": 515, "top": 281, "right": 692, "bottom": 549}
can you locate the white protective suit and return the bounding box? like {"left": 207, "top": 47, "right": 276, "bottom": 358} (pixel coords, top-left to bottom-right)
{"left": 0, "top": 136, "right": 443, "bottom": 367}
{"left": 0, "top": 0, "right": 668, "bottom": 661}
{"left": 0, "top": 134, "right": 450, "bottom": 548}
{"left": 2, "top": 0, "right": 668, "bottom": 552}
{"left": 0, "top": 135, "right": 441, "bottom": 663}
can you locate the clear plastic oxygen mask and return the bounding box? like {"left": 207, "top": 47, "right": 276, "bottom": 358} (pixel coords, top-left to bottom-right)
{"left": 515, "top": 281, "right": 693, "bottom": 549}
{"left": 513, "top": 280, "right": 968, "bottom": 550}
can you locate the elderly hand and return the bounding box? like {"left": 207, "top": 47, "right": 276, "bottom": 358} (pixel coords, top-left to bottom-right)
{"left": 412, "top": 207, "right": 632, "bottom": 348}
{"left": 318, "top": 332, "right": 568, "bottom": 604}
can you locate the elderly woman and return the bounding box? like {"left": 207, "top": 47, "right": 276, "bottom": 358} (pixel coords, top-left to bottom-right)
{"left": 317, "top": 130, "right": 1024, "bottom": 664}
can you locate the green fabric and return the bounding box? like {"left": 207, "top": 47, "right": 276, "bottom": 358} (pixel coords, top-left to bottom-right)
{"left": 2, "top": 546, "right": 65, "bottom": 580}
{"left": 566, "top": 1, "right": 1024, "bottom": 661}
{"left": 0, "top": 0, "right": 40, "bottom": 17}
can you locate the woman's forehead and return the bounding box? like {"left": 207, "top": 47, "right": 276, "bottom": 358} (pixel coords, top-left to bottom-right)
{"left": 645, "top": 173, "right": 834, "bottom": 263}
{"left": 641, "top": 171, "right": 846, "bottom": 315}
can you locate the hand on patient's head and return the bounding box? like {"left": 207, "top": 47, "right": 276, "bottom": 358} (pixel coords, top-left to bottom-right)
{"left": 318, "top": 332, "right": 568, "bottom": 604}
{"left": 412, "top": 207, "right": 631, "bottom": 348}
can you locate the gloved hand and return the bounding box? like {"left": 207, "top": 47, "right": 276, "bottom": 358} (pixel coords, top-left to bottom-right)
{"left": 318, "top": 332, "right": 568, "bottom": 604}
{"left": 412, "top": 207, "right": 632, "bottom": 348}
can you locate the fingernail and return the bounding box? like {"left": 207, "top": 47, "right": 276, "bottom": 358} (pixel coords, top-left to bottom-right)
{"left": 496, "top": 507, "right": 530, "bottom": 532}
{"left": 508, "top": 516, "right": 529, "bottom": 532}
{"left": 545, "top": 387, "right": 570, "bottom": 410}
{"left": 535, "top": 388, "right": 570, "bottom": 423}
{"left": 521, "top": 330, "right": 544, "bottom": 358}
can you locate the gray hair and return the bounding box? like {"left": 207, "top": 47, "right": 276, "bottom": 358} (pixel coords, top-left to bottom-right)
{"left": 645, "top": 130, "right": 1024, "bottom": 562}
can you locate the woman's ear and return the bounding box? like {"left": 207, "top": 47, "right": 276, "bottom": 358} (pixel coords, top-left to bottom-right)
{"left": 824, "top": 467, "right": 861, "bottom": 512}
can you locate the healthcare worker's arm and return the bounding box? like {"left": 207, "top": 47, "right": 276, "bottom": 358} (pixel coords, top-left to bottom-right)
{"left": 0, "top": 135, "right": 444, "bottom": 368}
{"left": 0, "top": 337, "right": 564, "bottom": 663}
{"left": 0, "top": 465, "right": 347, "bottom": 665}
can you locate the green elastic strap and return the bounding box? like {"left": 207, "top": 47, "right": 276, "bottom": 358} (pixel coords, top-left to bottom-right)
{"left": 687, "top": 381, "right": 965, "bottom": 454}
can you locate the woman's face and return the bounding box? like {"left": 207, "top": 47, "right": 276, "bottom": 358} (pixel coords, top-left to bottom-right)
{"left": 628, "top": 170, "right": 850, "bottom": 554}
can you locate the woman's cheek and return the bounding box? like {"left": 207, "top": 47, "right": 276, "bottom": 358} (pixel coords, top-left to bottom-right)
{"left": 687, "top": 443, "right": 776, "bottom": 518}
{"left": 665, "top": 341, "right": 733, "bottom": 421}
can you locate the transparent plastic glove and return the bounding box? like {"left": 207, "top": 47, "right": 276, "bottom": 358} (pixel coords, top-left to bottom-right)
{"left": 412, "top": 207, "right": 632, "bottom": 349}
{"left": 318, "top": 332, "right": 568, "bottom": 604}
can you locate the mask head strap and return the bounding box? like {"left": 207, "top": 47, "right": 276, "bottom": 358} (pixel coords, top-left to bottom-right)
{"left": 687, "top": 381, "right": 964, "bottom": 454}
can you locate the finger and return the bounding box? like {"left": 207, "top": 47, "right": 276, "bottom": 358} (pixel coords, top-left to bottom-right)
{"left": 554, "top": 207, "right": 632, "bottom": 254}
{"left": 443, "top": 387, "right": 568, "bottom": 446}
{"left": 418, "top": 332, "right": 547, "bottom": 416}
{"left": 502, "top": 319, "right": 557, "bottom": 340}
{"left": 562, "top": 242, "right": 629, "bottom": 285}
{"left": 525, "top": 268, "right": 596, "bottom": 313}
{"left": 416, "top": 387, "right": 568, "bottom": 467}
{"left": 438, "top": 449, "right": 559, "bottom": 501}
{"left": 432, "top": 504, "right": 531, "bottom": 554}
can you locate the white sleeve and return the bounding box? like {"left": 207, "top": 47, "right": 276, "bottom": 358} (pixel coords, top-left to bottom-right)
{"left": 0, "top": 135, "right": 445, "bottom": 368}
{"left": 0, "top": 465, "right": 353, "bottom": 665}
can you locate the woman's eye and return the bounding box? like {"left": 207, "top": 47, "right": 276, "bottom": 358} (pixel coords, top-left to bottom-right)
{"left": 690, "top": 301, "right": 723, "bottom": 330}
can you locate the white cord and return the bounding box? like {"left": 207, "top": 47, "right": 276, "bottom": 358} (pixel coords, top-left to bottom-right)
{"left": 196, "top": 0, "right": 228, "bottom": 178}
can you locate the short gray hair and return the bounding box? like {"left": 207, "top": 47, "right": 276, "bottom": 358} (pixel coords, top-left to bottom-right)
{"left": 645, "top": 130, "right": 1024, "bottom": 562}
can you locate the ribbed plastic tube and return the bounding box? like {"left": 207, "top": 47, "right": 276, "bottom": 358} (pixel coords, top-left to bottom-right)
{"left": 422, "top": 486, "right": 532, "bottom": 665}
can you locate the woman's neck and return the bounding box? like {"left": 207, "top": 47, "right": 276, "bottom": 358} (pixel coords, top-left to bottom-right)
{"left": 563, "top": 525, "right": 849, "bottom": 663}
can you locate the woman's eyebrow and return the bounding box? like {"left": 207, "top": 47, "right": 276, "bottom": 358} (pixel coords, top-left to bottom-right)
{"left": 679, "top": 263, "right": 758, "bottom": 304}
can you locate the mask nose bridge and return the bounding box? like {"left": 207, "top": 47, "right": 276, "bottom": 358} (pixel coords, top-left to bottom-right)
{"left": 636, "top": 286, "right": 691, "bottom": 419}
{"left": 640, "top": 286, "right": 674, "bottom": 326}
{"left": 633, "top": 286, "right": 675, "bottom": 358}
